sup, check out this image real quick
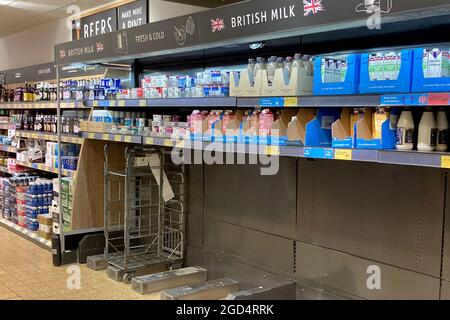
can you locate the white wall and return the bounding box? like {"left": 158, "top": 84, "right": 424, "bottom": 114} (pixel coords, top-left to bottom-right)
{"left": 0, "top": 19, "right": 71, "bottom": 70}
{"left": 0, "top": 0, "right": 207, "bottom": 70}
{"left": 149, "top": 0, "right": 206, "bottom": 22}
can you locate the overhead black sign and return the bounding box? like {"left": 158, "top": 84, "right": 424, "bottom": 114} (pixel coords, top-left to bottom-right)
{"left": 198, "top": 0, "right": 450, "bottom": 43}
{"left": 57, "top": 0, "right": 450, "bottom": 65}
{"left": 57, "top": 14, "right": 199, "bottom": 65}
{"left": 118, "top": 0, "right": 148, "bottom": 30}
{"left": 2, "top": 63, "right": 56, "bottom": 84}
{"left": 74, "top": 8, "right": 118, "bottom": 40}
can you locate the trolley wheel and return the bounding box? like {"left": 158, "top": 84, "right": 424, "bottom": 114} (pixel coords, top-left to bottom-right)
{"left": 123, "top": 272, "right": 134, "bottom": 283}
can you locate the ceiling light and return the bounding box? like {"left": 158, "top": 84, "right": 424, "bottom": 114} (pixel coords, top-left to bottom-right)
{"left": 249, "top": 42, "right": 265, "bottom": 50}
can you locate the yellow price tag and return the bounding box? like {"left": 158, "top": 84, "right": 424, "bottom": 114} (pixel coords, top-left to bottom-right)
{"left": 335, "top": 149, "right": 353, "bottom": 161}
{"left": 442, "top": 156, "right": 450, "bottom": 169}
{"left": 109, "top": 100, "right": 116, "bottom": 107}
{"left": 31, "top": 133, "right": 38, "bottom": 139}
{"left": 175, "top": 140, "right": 185, "bottom": 149}
{"left": 118, "top": 100, "right": 126, "bottom": 107}
{"left": 124, "top": 136, "right": 132, "bottom": 143}
{"left": 88, "top": 133, "right": 95, "bottom": 139}
{"left": 92, "top": 101, "right": 99, "bottom": 107}
{"left": 145, "top": 138, "right": 154, "bottom": 145}
{"left": 265, "top": 146, "right": 280, "bottom": 156}
{"left": 114, "top": 135, "right": 122, "bottom": 142}
{"left": 284, "top": 97, "right": 298, "bottom": 107}
{"left": 102, "top": 134, "right": 109, "bottom": 140}
{"left": 164, "top": 140, "right": 174, "bottom": 147}
{"left": 139, "top": 100, "right": 147, "bottom": 107}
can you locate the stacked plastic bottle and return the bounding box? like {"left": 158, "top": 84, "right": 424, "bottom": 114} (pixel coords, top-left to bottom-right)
{"left": 1, "top": 174, "right": 38, "bottom": 224}
{"left": 25, "top": 179, "right": 53, "bottom": 232}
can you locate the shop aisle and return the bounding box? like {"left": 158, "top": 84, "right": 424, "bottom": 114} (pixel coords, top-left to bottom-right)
{"left": 0, "top": 227, "right": 159, "bottom": 300}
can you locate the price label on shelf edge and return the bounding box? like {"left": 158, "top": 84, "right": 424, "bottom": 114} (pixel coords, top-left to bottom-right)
{"left": 284, "top": 97, "right": 298, "bottom": 107}
{"left": 441, "top": 156, "right": 450, "bottom": 169}
{"left": 114, "top": 135, "right": 122, "bottom": 142}
{"left": 265, "top": 146, "right": 280, "bottom": 156}
{"left": 124, "top": 136, "right": 132, "bottom": 143}
{"left": 335, "top": 149, "right": 353, "bottom": 161}
{"left": 175, "top": 140, "right": 185, "bottom": 149}
{"left": 145, "top": 138, "right": 154, "bottom": 145}
{"left": 164, "top": 140, "right": 174, "bottom": 147}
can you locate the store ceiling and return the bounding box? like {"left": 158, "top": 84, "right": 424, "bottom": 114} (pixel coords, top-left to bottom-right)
{"left": 0, "top": 0, "right": 116, "bottom": 38}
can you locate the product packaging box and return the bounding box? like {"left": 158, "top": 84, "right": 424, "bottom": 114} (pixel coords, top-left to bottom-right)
{"left": 261, "top": 66, "right": 313, "bottom": 97}
{"left": 61, "top": 177, "right": 75, "bottom": 195}
{"left": 287, "top": 108, "right": 339, "bottom": 147}
{"left": 359, "top": 49, "right": 414, "bottom": 93}
{"left": 355, "top": 108, "right": 397, "bottom": 149}
{"left": 314, "top": 54, "right": 361, "bottom": 95}
{"left": 230, "top": 70, "right": 263, "bottom": 97}
{"left": 332, "top": 108, "right": 356, "bottom": 149}
{"left": 412, "top": 47, "right": 450, "bottom": 92}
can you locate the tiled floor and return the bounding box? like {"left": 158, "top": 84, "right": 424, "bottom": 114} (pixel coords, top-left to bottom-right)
{"left": 0, "top": 227, "right": 159, "bottom": 300}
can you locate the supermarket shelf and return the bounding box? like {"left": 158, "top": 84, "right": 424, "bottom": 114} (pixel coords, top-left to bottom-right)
{"left": 0, "top": 101, "right": 85, "bottom": 109}
{"left": 0, "top": 144, "right": 17, "bottom": 153}
{"left": 237, "top": 95, "right": 381, "bottom": 108}
{"left": 83, "top": 93, "right": 450, "bottom": 109}
{"left": 0, "top": 166, "right": 13, "bottom": 174}
{"left": 0, "top": 123, "right": 14, "bottom": 130}
{"left": 79, "top": 131, "right": 450, "bottom": 170}
{"left": 81, "top": 132, "right": 141, "bottom": 144}
{"left": 15, "top": 131, "right": 83, "bottom": 144}
{"left": 0, "top": 217, "right": 51, "bottom": 250}
{"left": 85, "top": 97, "right": 237, "bottom": 108}
{"left": 15, "top": 160, "right": 76, "bottom": 177}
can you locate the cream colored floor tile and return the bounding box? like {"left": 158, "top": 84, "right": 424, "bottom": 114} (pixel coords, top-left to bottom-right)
{"left": 0, "top": 291, "right": 18, "bottom": 299}
{"left": 0, "top": 227, "right": 164, "bottom": 301}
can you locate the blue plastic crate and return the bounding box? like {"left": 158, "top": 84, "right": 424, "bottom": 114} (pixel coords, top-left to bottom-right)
{"left": 359, "top": 49, "right": 413, "bottom": 94}
{"left": 412, "top": 48, "right": 450, "bottom": 93}
{"left": 313, "top": 54, "right": 361, "bottom": 95}
{"left": 356, "top": 119, "right": 396, "bottom": 150}
{"left": 304, "top": 109, "right": 340, "bottom": 147}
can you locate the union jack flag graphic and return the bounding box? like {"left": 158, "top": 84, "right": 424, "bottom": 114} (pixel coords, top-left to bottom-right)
{"left": 211, "top": 18, "right": 225, "bottom": 32}
{"left": 96, "top": 42, "right": 104, "bottom": 53}
{"left": 303, "top": 0, "right": 325, "bottom": 16}
{"left": 419, "top": 95, "right": 428, "bottom": 105}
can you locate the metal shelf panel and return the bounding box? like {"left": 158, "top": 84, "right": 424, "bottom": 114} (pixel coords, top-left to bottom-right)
{"left": 15, "top": 131, "right": 83, "bottom": 144}
{"left": 0, "top": 101, "right": 84, "bottom": 109}
{"left": 81, "top": 132, "right": 142, "bottom": 144}
{"left": 80, "top": 132, "right": 450, "bottom": 170}
{"left": 378, "top": 150, "right": 445, "bottom": 168}
{"left": 86, "top": 97, "right": 237, "bottom": 108}
{"left": 0, "top": 217, "right": 51, "bottom": 250}
{"left": 0, "top": 145, "right": 17, "bottom": 153}
{"left": 15, "top": 160, "right": 76, "bottom": 177}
